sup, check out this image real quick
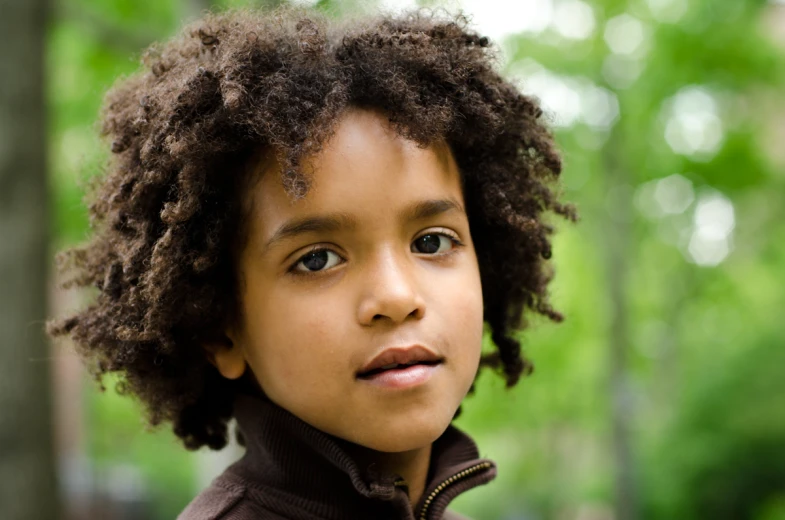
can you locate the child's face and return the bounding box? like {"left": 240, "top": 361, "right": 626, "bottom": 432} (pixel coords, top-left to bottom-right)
{"left": 216, "top": 107, "right": 484, "bottom": 452}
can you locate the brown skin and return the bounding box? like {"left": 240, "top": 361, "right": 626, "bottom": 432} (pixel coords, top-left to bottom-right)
{"left": 211, "top": 108, "right": 484, "bottom": 505}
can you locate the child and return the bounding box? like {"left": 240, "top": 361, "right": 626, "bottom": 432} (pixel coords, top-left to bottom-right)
{"left": 49, "top": 6, "right": 575, "bottom": 519}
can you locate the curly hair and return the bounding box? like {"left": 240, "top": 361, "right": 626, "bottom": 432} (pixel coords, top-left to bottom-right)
{"left": 48, "top": 6, "right": 576, "bottom": 450}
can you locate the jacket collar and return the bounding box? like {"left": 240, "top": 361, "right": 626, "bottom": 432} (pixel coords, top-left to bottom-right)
{"left": 230, "top": 391, "right": 497, "bottom": 520}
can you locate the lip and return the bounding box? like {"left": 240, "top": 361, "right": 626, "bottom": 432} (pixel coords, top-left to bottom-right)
{"left": 358, "top": 363, "right": 440, "bottom": 389}
{"left": 356, "top": 345, "right": 443, "bottom": 378}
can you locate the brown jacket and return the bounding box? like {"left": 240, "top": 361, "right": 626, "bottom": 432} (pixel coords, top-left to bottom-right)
{"left": 178, "top": 392, "right": 496, "bottom": 519}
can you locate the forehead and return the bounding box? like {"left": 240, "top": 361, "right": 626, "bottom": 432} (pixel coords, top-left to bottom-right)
{"left": 246, "top": 108, "right": 465, "bottom": 236}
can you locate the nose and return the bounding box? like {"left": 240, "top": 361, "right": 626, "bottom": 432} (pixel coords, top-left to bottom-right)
{"left": 356, "top": 249, "right": 426, "bottom": 326}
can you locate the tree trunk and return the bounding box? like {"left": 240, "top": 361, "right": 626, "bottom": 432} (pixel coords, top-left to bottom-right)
{"left": 0, "top": 0, "right": 60, "bottom": 518}
{"left": 603, "top": 138, "right": 640, "bottom": 520}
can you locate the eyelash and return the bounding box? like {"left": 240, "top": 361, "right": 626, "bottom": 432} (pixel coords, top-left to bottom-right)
{"left": 287, "top": 230, "right": 464, "bottom": 277}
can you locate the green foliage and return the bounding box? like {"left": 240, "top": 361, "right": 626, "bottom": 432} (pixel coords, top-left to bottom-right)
{"left": 48, "top": 0, "right": 174, "bottom": 245}
{"left": 87, "top": 376, "right": 197, "bottom": 519}
{"left": 642, "top": 336, "right": 785, "bottom": 519}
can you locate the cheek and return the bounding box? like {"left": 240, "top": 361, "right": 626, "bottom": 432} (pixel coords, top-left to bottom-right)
{"left": 240, "top": 286, "right": 349, "bottom": 394}
{"left": 454, "top": 261, "right": 484, "bottom": 333}
{"left": 434, "top": 262, "right": 484, "bottom": 368}
{"left": 456, "top": 285, "right": 485, "bottom": 359}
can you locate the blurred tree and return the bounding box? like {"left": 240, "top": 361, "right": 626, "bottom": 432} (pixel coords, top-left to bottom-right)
{"left": 0, "top": 0, "right": 61, "bottom": 519}
{"left": 603, "top": 131, "right": 639, "bottom": 520}
{"left": 643, "top": 335, "right": 785, "bottom": 519}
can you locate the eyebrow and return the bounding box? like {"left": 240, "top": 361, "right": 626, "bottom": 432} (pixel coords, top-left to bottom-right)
{"left": 401, "top": 198, "right": 464, "bottom": 223}
{"left": 262, "top": 198, "right": 465, "bottom": 252}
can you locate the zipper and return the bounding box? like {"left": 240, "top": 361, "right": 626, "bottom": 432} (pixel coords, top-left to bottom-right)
{"left": 417, "top": 461, "right": 493, "bottom": 520}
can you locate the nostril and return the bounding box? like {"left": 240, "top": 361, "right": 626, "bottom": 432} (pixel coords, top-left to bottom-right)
{"left": 371, "top": 308, "right": 422, "bottom": 322}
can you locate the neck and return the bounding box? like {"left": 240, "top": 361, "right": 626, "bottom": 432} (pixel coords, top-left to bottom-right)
{"left": 346, "top": 443, "right": 433, "bottom": 507}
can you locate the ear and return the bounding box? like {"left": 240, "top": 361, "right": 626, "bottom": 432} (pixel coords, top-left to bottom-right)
{"left": 204, "top": 337, "right": 247, "bottom": 380}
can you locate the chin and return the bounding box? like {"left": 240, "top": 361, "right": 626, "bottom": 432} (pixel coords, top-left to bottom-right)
{"left": 355, "top": 407, "right": 457, "bottom": 453}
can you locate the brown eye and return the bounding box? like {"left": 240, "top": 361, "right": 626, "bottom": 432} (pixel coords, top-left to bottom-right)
{"left": 411, "top": 234, "right": 455, "bottom": 255}
{"left": 293, "top": 249, "right": 341, "bottom": 273}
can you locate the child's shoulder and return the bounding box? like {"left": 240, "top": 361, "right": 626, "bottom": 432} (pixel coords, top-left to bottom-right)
{"left": 177, "top": 470, "right": 301, "bottom": 520}
{"left": 177, "top": 473, "right": 274, "bottom": 520}
{"left": 176, "top": 475, "right": 245, "bottom": 520}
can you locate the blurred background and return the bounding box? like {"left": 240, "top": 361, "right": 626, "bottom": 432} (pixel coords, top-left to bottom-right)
{"left": 2, "top": 0, "right": 784, "bottom": 518}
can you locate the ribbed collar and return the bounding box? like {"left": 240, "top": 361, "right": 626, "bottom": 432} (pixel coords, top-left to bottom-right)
{"left": 228, "top": 392, "right": 497, "bottom": 520}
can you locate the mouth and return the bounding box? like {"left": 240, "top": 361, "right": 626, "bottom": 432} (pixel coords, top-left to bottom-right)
{"left": 357, "top": 359, "right": 442, "bottom": 379}
{"left": 356, "top": 345, "right": 444, "bottom": 379}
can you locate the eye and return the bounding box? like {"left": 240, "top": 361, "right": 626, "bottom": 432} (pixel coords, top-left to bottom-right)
{"left": 411, "top": 233, "right": 459, "bottom": 255}
{"left": 292, "top": 249, "right": 343, "bottom": 273}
